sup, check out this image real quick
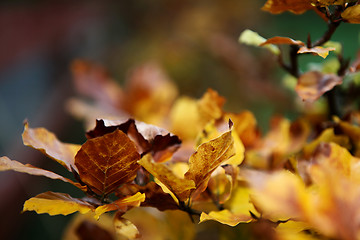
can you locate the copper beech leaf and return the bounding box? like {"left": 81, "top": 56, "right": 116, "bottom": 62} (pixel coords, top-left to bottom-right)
{"left": 22, "top": 122, "right": 80, "bottom": 172}
{"left": 260, "top": 36, "right": 305, "bottom": 46}
{"left": 261, "top": 0, "right": 314, "bottom": 14}
{"left": 23, "top": 191, "right": 94, "bottom": 216}
{"left": 295, "top": 71, "right": 343, "bottom": 102}
{"left": 138, "top": 154, "right": 196, "bottom": 201}
{"left": 297, "top": 46, "right": 336, "bottom": 59}
{"left": 185, "top": 130, "right": 235, "bottom": 198}
{"left": 0, "top": 156, "right": 85, "bottom": 191}
{"left": 75, "top": 129, "right": 140, "bottom": 196}
{"left": 341, "top": 5, "right": 360, "bottom": 24}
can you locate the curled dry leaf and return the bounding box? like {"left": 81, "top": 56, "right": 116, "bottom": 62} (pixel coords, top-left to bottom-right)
{"left": 23, "top": 191, "right": 94, "bottom": 216}
{"left": 260, "top": 36, "right": 305, "bottom": 46}
{"left": 261, "top": 0, "right": 314, "bottom": 14}
{"left": 341, "top": 5, "right": 360, "bottom": 24}
{"left": 0, "top": 156, "right": 85, "bottom": 191}
{"left": 297, "top": 46, "right": 336, "bottom": 59}
{"left": 295, "top": 71, "right": 343, "bottom": 102}
{"left": 75, "top": 129, "right": 141, "bottom": 196}
{"left": 22, "top": 122, "right": 80, "bottom": 172}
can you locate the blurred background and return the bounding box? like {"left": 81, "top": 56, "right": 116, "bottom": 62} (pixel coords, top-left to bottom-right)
{"left": 0, "top": 0, "right": 358, "bottom": 239}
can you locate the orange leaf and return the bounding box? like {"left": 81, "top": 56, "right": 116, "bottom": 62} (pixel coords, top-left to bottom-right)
{"left": 261, "top": 0, "right": 314, "bottom": 14}
{"left": 138, "top": 154, "right": 195, "bottom": 201}
{"left": 297, "top": 46, "right": 335, "bottom": 59}
{"left": 94, "top": 192, "right": 145, "bottom": 220}
{"left": 22, "top": 122, "right": 80, "bottom": 172}
{"left": 75, "top": 129, "right": 141, "bottom": 196}
{"left": 23, "top": 191, "right": 94, "bottom": 216}
{"left": 197, "top": 88, "right": 225, "bottom": 125}
{"left": 341, "top": 5, "right": 360, "bottom": 24}
{"left": 260, "top": 36, "right": 305, "bottom": 46}
{"left": 185, "top": 130, "right": 235, "bottom": 198}
{"left": 295, "top": 71, "right": 342, "bottom": 102}
{"left": 0, "top": 156, "right": 85, "bottom": 191}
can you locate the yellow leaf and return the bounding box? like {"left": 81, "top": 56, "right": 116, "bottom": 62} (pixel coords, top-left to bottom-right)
{"left": 113, "top": 213, "right": 141, "bottom": 240}
{"left": 297, "top": 46, "right": 336, "bottom": 59}
{"left": 22, "top": 122, "right": 81, "bottom": 172}
{"left": 94, "top": 192, "right": 145, "bottom": 220}
{"left": 138, "top": 154, "right": 195, "bottom": 201}
{"left": 199, "top": 209, "right": 252, "bottom": 227}
{"left": 23, "top": 191, "right": 94, "bottom": 216}
{"left": 341, "top": 5, "right": 360, "bottom": 24}
{"left": 197, "top": 88, "right": 225, "bottom": 126}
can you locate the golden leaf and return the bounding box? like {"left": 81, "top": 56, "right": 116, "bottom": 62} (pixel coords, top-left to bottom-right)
{"left": 199, "top": 209, "right": 252, "bottom": 227}
{"left": 0, "top": 156, "right": 85, "bottom": 191}
{"left": 342, "top": 5, "right": 360, "bottom": 24}
{"left": 75, "top": 129, "right": 140, "bottom": 196}
{"left": 297, "top": 46, "right": 336, "bottom": 59}
{"left": 22, "top": 122, "right": 80, "bottom": 172}
{"left": 23, "top": 191, "right": 94, "bottom": 216}
{"left": 113, "top": 213, "right": 141, "bottom": 240}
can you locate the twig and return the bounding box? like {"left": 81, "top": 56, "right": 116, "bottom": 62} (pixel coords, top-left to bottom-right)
{"left": 311, "top": 20, "right": 341, "bottom": 48}
{"left": 178, "top": 200, "right": 201, "bottom": 223}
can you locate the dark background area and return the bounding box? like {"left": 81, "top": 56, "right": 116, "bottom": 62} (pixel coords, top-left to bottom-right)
{"left": 0, "top": 1, "right": 358, "bottom": 239}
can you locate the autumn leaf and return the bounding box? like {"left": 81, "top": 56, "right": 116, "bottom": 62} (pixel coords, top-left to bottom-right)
{"left": 113, "top": 213, "right": 141, "bottom": 240}
{"left": 0, "top": 156, "right": 85, "bottom": 191}
{"left": 23, "top": 191, "right": 94, "bottom": 216}
{"left": 22, "top": 122, "right": 80, "bottom": 172}
{"left": 297, "top": 46, "right": 336, "bottom": 59}
{"left": 197, "top": 88, "right": 225, "bottom": 126}
{"left": 75, "top": 129, "right": 141, "bottom": 196}
{"left": 341, "top": 5, "right": 360, "bottom": 24}
{"left": 138, "top": 154, "right": 195, "bottom": 201}
{"left": 295, "top": 71, "right": 343, "bottom": 102}
{"left": 260, "top": 36, "right": 305, "bottom": 46}
{"left": 261, "top": 0, "right": 314, "bottom": 14}
{"left": 239, "top": 29, "right": 280, "bottom": 55}
{"left": 94, "top": 192, "right": 145, "bottom": 220}
{"left": 185, "top": 129, "right": 235, "bottom": 199}
{"left": 199, "top": 209, "right": 252, "bottom": 227}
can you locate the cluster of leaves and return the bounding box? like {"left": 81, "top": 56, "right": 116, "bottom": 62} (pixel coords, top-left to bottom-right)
{"left": 2, "top": 1, "right": 360, "bottom": 239}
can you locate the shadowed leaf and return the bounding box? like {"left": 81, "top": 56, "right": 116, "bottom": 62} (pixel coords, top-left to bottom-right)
{"left": 76, "top": 220, "right": 115, "bottom": 240}
{"left": 0, "top": 156, "right": 85, "bottom": 191}
{"left": 22, "top": 122, "right": 80, "bottom": 172}
{"left": 75, "top": 129, "right": 141, "bottom": 196}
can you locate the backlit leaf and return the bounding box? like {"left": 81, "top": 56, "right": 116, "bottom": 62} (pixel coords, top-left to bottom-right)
{"left": 0, "top": 156, "right": 85, "bottom": 191}
{"left": 199, "top": 209, "right": 252, "bottom": 226}
{"left": 22, "top": 122, "right": 80, "bottom": 172}
{"left": 23, "top": 191, "right": 94, "bottom": 216}
{"left": 261, "top": 0, "right": 314, "bottom": 14}
{"left": 341, "top": 5, "right": 360, "bottom": 24}
{"left": 297, "top": 46, "right": 335, "bottom": 59}
{"left": 75, "top": 129, "right": 141, "bottom": 196}
{"left": 295, "top": 71, "right": 343, "bottom": 102}
{"left": 94, "top": 192, "right": 145, "bottom": 220}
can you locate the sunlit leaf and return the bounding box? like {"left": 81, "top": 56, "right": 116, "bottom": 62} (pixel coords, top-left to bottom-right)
{"left": 94, "top": 192, "right": 145, "bottom": 220}
{"left": 23, "top": 191, "right": 94, "bottom": 216}
{"left": 295, "top": 71, "right": 343, "bottom": 102}
{"left": 200, "top": 209, "right": 252, "bottom": 226}
{"left": 260, "top": 36, "right": 305, "bottom": 46}
{"left": 22, "top": 122, "right": 80, "bottom": 172}
{"left": 261, "top": 0, "right": 314, "bottom": 14}
{"left": 0, "top": 156, "right": 85, "bottom": 191}
{"left": 75, "top": 129, "right": 140, "bottom": 196}
{"left": 341, "top": 5, "right": 360, "bottom": 24}
{"left": 113, "top": 213, "right": 141, "bottom": 240}
{"left": 297, "top": 46, "right": 335, "bottom": 59}
{"left": 138, "top": 154, "right": 195, "bottom": 201}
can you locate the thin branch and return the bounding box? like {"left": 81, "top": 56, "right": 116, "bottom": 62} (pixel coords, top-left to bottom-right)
{"left": 311, "top": 20, "right": 341, "bottom": 48}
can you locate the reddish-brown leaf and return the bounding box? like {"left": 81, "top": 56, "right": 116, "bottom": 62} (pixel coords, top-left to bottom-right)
{"left": 75, "top": 129, "right": 141, "bottom": 196}
{"left": 261, "top": 0, "right": 314, "bottom": 14}
{"left": 260, "top": 37, "right": 305, "bottom": 46}
{"left": 0, "top": 156, "right": 85, "bottom": 190}
{"left": 295, "top": 71, "right": 343, "bottom": 102}
{"left": 22, "top": 122, "right": 80, "bottom": 172}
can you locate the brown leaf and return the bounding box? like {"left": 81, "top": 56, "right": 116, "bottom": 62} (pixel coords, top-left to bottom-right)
{"left": 185, "top": 130, "right": 235, "bottom": 198}
{"left": 23, "top": 191, "right": 94, "bottom": 216}
{"left": 197, "top": 88, "right": 225, "bottom": 125}
{"left": 261, "top": 0, "right": 314, "bottom": 14}
{"left": 87, "top": 118, "right": 181, "bottom": 162}
{"left": 295, "top": 71, "right": 343, "bottom": 102}
{"left": 0, "top": 156, "right": 86, "bottom": 190}
{"left": 341, "top": 5, "right": 360, "bottom": 24}
{"left": 297, "top": 46, "right": 335, "bottom": 59}
{"left": 22, "top": 122, "right": 80, "bottom": 172}
{"left": 76, "top": 220, "right": 115, "bottom": 240}
{"left": 75, "top": 129, "right": 141, "bottom": 196}
{"left": 260, "top": 36, "right": 305, "bottom": 46}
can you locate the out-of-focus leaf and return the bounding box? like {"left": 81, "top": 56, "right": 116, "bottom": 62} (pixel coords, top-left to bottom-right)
{"left": 323, "top": 41, "right": 342, "bottom": 55}
{"left": 75, "top": 130, "right": 140, "bottom": 196}
{"left": 0, "top": 156, "right": 85, "bottom": 191}
{"left": 113, "top": 213, "right": 141, "bottom": 240}
{"left": 276, "top": 221, "right": 318, "bottom": 240}
{"left": 207, "top": 167, "right": 233, "bottom": 204}
{"left": 200, "top": 209, "right": 252, "bottom": 226}
{"left": 260, "top": 36, "right": 305, "bottom": 46}
{"left": 197, "top": 88, "right": 225, "bottom": 126}
{"left": 22, "top": 122, "right": 80, "bottom": 172}
{"left": 76, "top": 220, "right": 115, "bottom": 240}
{"left": 261, "top": 0, "right": 314, "bottom": 14}
{"left": 297, "top": 46, "right": 335, "bottom": 59}
{"left": 94, "top": 192, "right": 145, "bottom": 220}
{"left": 295, "top": 71, "right": 343, "bottom": 102}
{"left": 138, "top": 154, "right": 195, "bottom": 201}
{"left": 303, "top": 128, "right": 350, "bottom": 157}
{"left": 335, "top": 116, "right": 360, "bottom": 157}
{"left": 239, "top": 29, "right": 280, "bottom": 55}
{"left": 23, "top": 191, "right": 94, "bottom": 216}
{"left": 185, "top": 130, "right": 235, "bottom": 198}
{"left": 341, "top": 5, "right": 360, "bottom": 24}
